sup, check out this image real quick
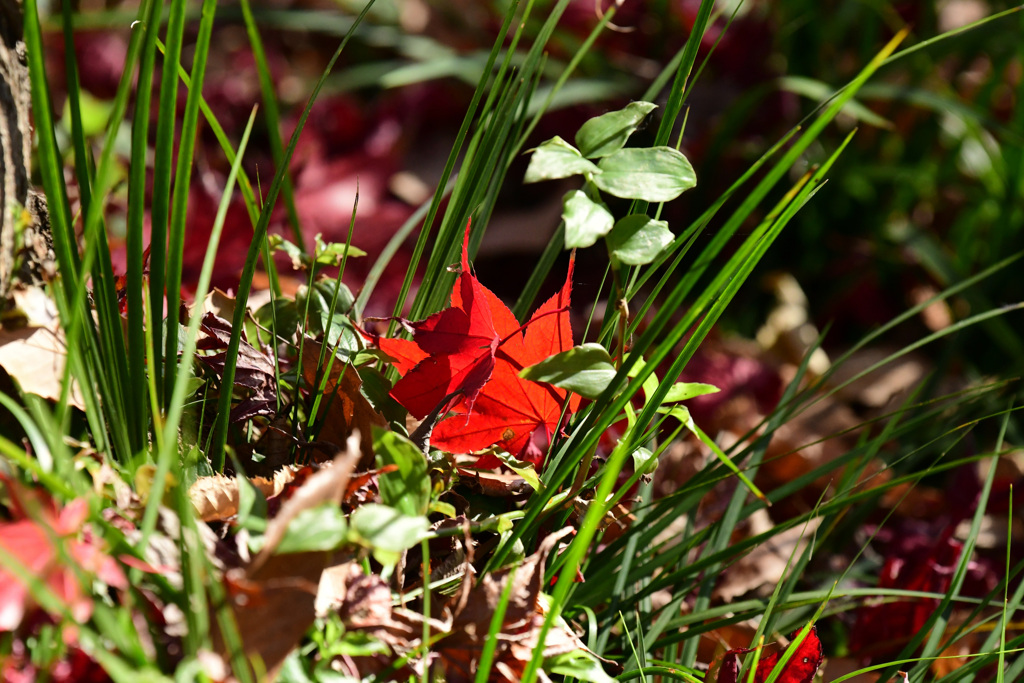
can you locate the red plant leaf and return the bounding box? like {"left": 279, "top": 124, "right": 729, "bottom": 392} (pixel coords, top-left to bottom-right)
{"left": 849, "top": 530, "right": 962, "bottom": 658}
{"left": 711, "top": 626, "right": 823, "bottom": 683}
{"left": 430, "top": 256, "right": 578, "bottom": 465}
{"left": 384, "top": 224, "right": 506, "bottom": 418}
{"left": 753, "top": 626, "right": 823, "bottom": 683}
{"left": 365, "top": 221, "right": 578, "bottom": 466}
{"left": 0, "top": 480, "right": 125, "bottom": 633}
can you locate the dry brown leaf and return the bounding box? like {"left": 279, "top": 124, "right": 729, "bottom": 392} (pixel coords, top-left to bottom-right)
{"left": 756, "top": 272, "right": 830, "bottom": 376}
{"left": 252, "top": 435, "right": 360, "bottom": 572}
{"left": 216, "top": 551, "right": 337, "bottom": 681}
{"left": 189, "top": 468, "right": 299, "bottom": 523}
{"left": 0, "top": 321, "right": 84, "bottom": 409}
{"left": 827, "top": 347, "right": 929, "bottom": 409}
{"left": 301, "top": 339, "right": 385, "bottom": 468}
{"left": 571, "top": 498, "right": 636, "bottom": 545}
{"left": 211, "top": 439, "right": 361, "bottom": 679}
{"left": 457, "top": 468, "right": 532, "bottom": 496}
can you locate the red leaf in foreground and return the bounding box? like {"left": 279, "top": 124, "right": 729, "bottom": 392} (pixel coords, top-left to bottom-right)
{"left": 0, "top": 480, "right": 126, "bottom": 634}
{"left": 430, "top": 255, "right": 578, "bottom": 465}
{"left": 710, "top": 626, "right": 823, "bottom": 683}
{"left": 365, "top": 221, "right": 578, "bottom": 466}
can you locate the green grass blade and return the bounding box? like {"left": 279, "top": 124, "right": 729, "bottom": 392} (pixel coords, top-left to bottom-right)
{"left": 125, "top": 0, "right": 162, "bottom": 453}
{"left": 149, "top": 0, "right": 190, "bottom": 404}
{"left": 239, "top": 0, "right": 305, "bottom": 252}
{"left": 163, "top": 0, "right": 219, "bottom": 407}
{"left": 141, "top": 108, "right": 257, "bottom": 544}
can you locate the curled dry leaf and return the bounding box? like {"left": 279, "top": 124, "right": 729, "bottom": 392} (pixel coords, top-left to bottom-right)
{"left": 570, "top": 497, "right": 636, "bottom": 546}
{"left": 196, "top": 311, "right": 278, "bottom": 423}
{"left": 189, "top": 468, "right": 298, "bottom": 523}
{"left": 457, "top": 467, "right": 532, "bottom": 497}
{"left": 0, "top": 314, "right": 84, "bottom": 410}
{"left": 251, "top": 435, "right": 361, "bottom": 571}
{"left": 217, "top": 552, "right": 339, "bottom": 681}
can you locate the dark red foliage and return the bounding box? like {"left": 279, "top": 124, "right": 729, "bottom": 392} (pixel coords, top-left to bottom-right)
{"left": 711, "top": 626, "right": 823, "bottom": 683}
{"left": 849, "top": 531, "right": 963, "bottom": 658}
{"left": 1, "top": 642, "right": 112, "bottom": 683}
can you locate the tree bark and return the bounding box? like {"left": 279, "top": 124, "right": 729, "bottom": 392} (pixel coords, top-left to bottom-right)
{"left": 0, "top": 0, "right": 53, "bottom": 301}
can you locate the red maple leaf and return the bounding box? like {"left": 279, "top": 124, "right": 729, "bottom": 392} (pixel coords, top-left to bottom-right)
{"left": 364, "top": 221, "right": 578, "bottom": 466}
{"left": 710, "top": 626, "right": 823, "bottom": 683}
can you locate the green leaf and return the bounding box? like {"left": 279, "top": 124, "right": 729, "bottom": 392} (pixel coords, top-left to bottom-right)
{"left": 520, "top": 343, "right": 617, "bottom": 399}
{"left": 627, "top": 355, "right": 661, "bottom": 406}
{"left": 61, "top": 90, "right": 113, "bottom": 138}
{"left": 349, "top": 504, "right": 430, "bottom": 556}
{"left": 663, "top": 381, "right": 720, "bottom": 402}
{"left": 779, "top": 75, "right": 892, "bottom": 128}
{"left": 593, "top": 147, "right": 696, "bottom": 202}
{"left": 631, "top": 447, "right": 658, "bottom": 476}
{"left": 545, "top": 650, "right": 616, "bottom": 683}
{"left": 374, "top": 429, "right": 431, "bottom": 517}
{"left": 575, "top": 101, "right": 657, "bottom": 158}
{"left": 314, "top": 233, "right": 367, "bottom": 266}
{"left": 274, "top": 504, "right": 349, "bottom": 555}
{"left": 269, "top": 234, "right": 306, "bottom": 270}
{"left": 255, "top": 298, "right": 300, "bottom": 343}
{"left": 269, "top": 234, "right": 366, "bottom": 270}
{"left": 606, "top": 214, "right": 674, "bottom": 265}
{"left": 236, "top": 474, "right": 267, "bottom": 533}
{"left": 312, "top": 279, "right": 355, "bottom": 312}
{"left": 562, "top": 190, "right": 614, "bottom": 249}
{"left": 524, "top": 136, "right": 601, "bottom": 183}
{"left": 494, "top": 451, "right": 542, "bottom": 492}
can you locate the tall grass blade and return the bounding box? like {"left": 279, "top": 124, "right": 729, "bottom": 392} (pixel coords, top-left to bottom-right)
{"left": 164, "top": 0, "right": 219, "bottom": 407}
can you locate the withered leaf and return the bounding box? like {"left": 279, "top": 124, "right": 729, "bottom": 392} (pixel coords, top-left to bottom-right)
{"left": 0, "top": 321, "right": 85, "bottom": 409}
{"left": 189, "top": 469, "right": 298, "bottom": 523}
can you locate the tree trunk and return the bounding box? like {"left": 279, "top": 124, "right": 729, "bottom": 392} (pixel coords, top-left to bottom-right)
{"left": 0, "top": 0, "right": 53, "bottom": 301}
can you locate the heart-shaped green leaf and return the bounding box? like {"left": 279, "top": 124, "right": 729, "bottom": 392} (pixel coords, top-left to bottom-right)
{"left": 349, "top": 504, "right": 430, "bottom": 556}
{"left": 273, "top": 504, "right": 349, "bottom": 554}
{"left": 521, "top": 343, "right": 617, "bottom": 399}
{"left": 374, "top": 429, "right": 431, "bottom": 517}
{"left": 606, "top": 214, "right": 674, "bottom": 265}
